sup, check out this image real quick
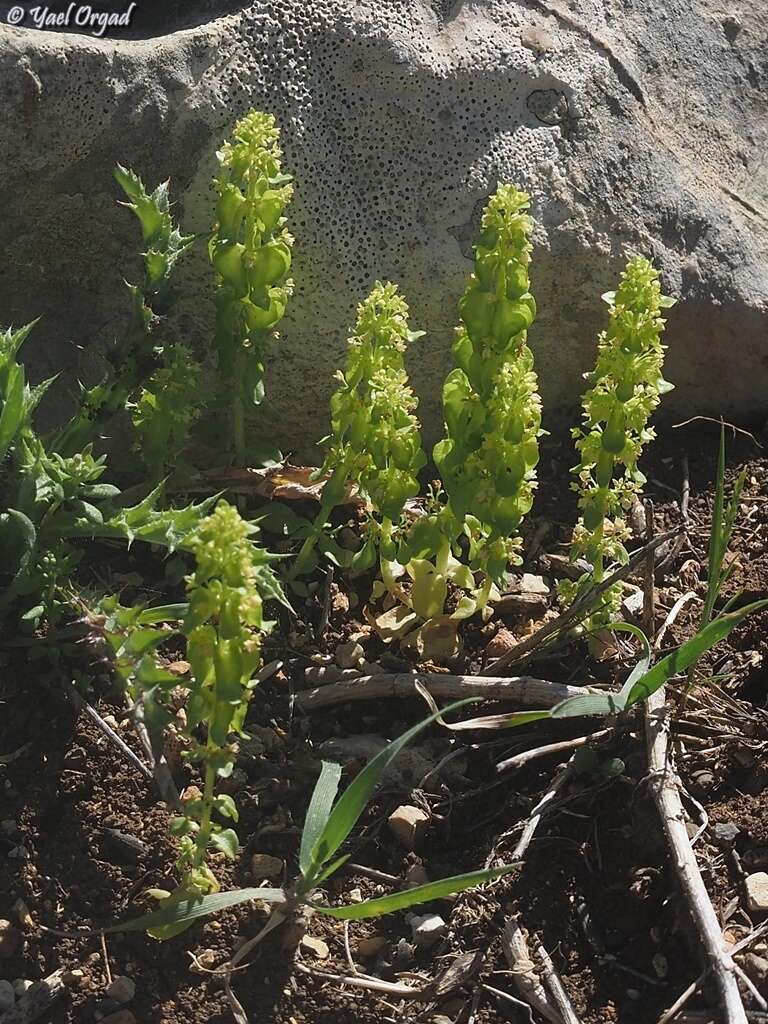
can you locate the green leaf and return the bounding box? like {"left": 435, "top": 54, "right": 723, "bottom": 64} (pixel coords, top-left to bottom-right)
{"left": 312, "top": 864, "right": 516, "bottom": 920}
{"left": 0, "top": 363, "right": 25, "bottom": 459}
{"left": 550, "top": 693, "right": 625, "bottom": 719}
{"left": 214, "top": 794, "right": 239, "bottom": 822}
{"left": 108, "top": 887, "right": 285, "bottom": 933}
{"left": 135, "top": 603, "right": 188, "bottom": 625}
{"left": 210, "top": 828, "right": 239, "bottom": 859}
{"left": 300, "top": 761, "right": 342, "bottom": 878}
{"left": 626, "top": 600, "right": 768, "bottom": 707}
{"left": 304, "top": 699, "right": 476, "bottom": 882}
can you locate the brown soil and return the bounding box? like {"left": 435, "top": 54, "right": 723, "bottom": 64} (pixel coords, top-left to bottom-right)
{"left": 1, "top": 422, "right": 767, "bottom": 1024}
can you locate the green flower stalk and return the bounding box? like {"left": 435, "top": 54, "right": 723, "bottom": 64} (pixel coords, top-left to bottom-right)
{"left": 55, "top": 167, "right": 194, "bottom": 457}
{"left": 210, "top": 111, "right": 294, "bottom": 465}
{"left": 291, "top": 281, "right": 426, "bottom": 579}
{"left": 562, "top": 255, "right": 675, "bottom": 629}
{"left": 178, "top": 503, "right": 276, "bottom": 884}
{"left": 434, "top": 184, "right": 541, "bottom": 584}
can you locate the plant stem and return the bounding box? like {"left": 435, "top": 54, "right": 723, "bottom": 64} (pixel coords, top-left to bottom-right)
{"left": 193, "top": 757, "right": 217, "bottom": 868}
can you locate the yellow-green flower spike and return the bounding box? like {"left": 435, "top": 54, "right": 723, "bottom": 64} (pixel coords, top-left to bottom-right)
{"left": 434, "top": 184, "right": 541, "bottom": 578}
{"left": 562, "top": 255, "right": 675, "bottom": 628}
{"left": 210, "top": 111, "right": 294, "bottom": 463}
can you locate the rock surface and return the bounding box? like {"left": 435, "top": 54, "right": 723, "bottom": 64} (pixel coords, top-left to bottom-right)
{"left": 745, "top": 871, "right": 768, "bottom": 913}
{"left": 0, "top": 1, "right": 767, "bottom": 455}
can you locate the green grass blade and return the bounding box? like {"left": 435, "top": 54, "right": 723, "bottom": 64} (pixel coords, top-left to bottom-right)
{"left": 107, "top": 887, "right": 286, "bottom": 933}
{"left": 135, "top": 603, "right": 188, "bottom": 625}
{"left": 300, "top": 761, "right": 342, "bottom": 877}
{"left": 311, "top": 864, "right": 516, "bottom": 920}
{"left": 626, "top": 599, "right": 768, "bottom": 707}
{"left": 703, "top": 425, "right": 727, "bottom": 624}
{"left": 305, "top": 698, "right": 476, "bottom": 880}
{"left": 550, "top": 694, "right": 624, "bottom": 719}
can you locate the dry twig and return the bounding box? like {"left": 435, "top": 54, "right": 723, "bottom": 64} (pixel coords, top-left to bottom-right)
{"left": 296, "top": 672, "right": 595, "bottom": 713}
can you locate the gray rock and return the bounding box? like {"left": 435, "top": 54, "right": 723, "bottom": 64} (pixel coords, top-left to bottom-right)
{"left": 12, "top": 979, "right": 32, "bottom": 997}
{"left": 0, "top": 920, "right": 21, "bottom": 959}
{"left": 105, "top": 976, "right": 136, "bottom": 1004}
{"left": 0, "top": 3, "right": 766, "bottom": 455}
{"left": 743, "top": 952, "right": 768, "bottom": 987}
{"left": 712, "top": 822, "right": 741, "bottom": 845}
{"left": 0, "top": 980, "right": 14, "bottom": 1012}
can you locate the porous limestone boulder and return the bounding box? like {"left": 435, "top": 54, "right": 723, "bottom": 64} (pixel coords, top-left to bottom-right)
{"left": 0, "top": 1, "right": 766, "bottom": 456}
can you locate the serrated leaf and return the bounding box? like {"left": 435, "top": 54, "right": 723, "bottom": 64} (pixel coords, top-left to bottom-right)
{"left": 312, "top": 864, "right": 516, "bottom": 920}
{"left": 300, "top": 761, "right": 342, "bottom": 878}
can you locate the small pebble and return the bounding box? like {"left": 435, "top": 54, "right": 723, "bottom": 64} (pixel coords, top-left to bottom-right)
{"left": 404, "top": 864, "right": 430, "bottom": 888}
{"left": 360, "top": 660, "right": 385, "bottom": 676}
{"left": 250, "top": 854, "right": 284, "bottom": 880}
{"left": 0, "top": 981, "right": 14, "bottom": 1012}
{"left": 355, "top": 935, "right": 388, "bottom": 958}
{"left": 745, "top": 872, "right": 768, "bottom": 913}
{"left": 743, "top": 952, "right": 768, "bottom": 985}
{"left": 105, "top": 976, "right": 135, "bottom": 1004}
{"left": 304, "top": 665, "right": 342, "bottom": 685}
{"left": 348, "top": 888, "right": 363, "bottom": 903}
{"left": 410, "top": 913, "right": 447, "bottom": 949}
{"left": 388, "top": 805, "right": 430, "bottom": 850}
{"left": 300, "top": 935, "right": 330, "bottom": 959}
{"left": 0, "top": 920, "right": 21, "bottom": 958}
{"left": 712, "top": 822, "right": 740, "bottom": 845}
{"left": 335, "top": 641, "right": 364, "bottom": 670}
{"left": 100, "top": 1012, "right": 137, "bottom": 1024}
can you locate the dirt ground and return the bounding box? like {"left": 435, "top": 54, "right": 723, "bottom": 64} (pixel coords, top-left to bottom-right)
{"left": 1, "top": 421, "right": 767, "bottom": 1024}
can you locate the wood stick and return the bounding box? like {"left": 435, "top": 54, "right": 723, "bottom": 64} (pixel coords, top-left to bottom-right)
{"left": 536, "top": 941, "right": 582, "bottom": 1024}
{"left": 497, "top": 730, "right": 610, "bottom": 773}
{"left": 296, "top": 672, "right": 593, "bottom": 712}
{"left": 502, "top": 919, "right": 563, "bottom": 1024}
{"left": 65, "top": 681, "right": 151, "bottom": 781}
{"left": 645, "top": 688, "right": 747, "bottom": 1023}
{"left": 0, "top": 967, "right": 67, "bottom": 1024}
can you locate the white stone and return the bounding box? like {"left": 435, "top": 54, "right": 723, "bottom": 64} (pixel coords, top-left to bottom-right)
{"left": 410, "top": 913, "right": 447, "bottom": 949}
{"left": 300, "top": 935, "right": 330, "bottom": 959}
{"left": 745, "top": 872, "right": 768, "bottom": 913}
{"left": 334, "top": 641, "right": 364, "bottom": 670}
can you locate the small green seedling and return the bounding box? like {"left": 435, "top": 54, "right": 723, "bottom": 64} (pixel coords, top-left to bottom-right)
{"left": 110, "top": 699, "right": 516, "bottom": 941}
